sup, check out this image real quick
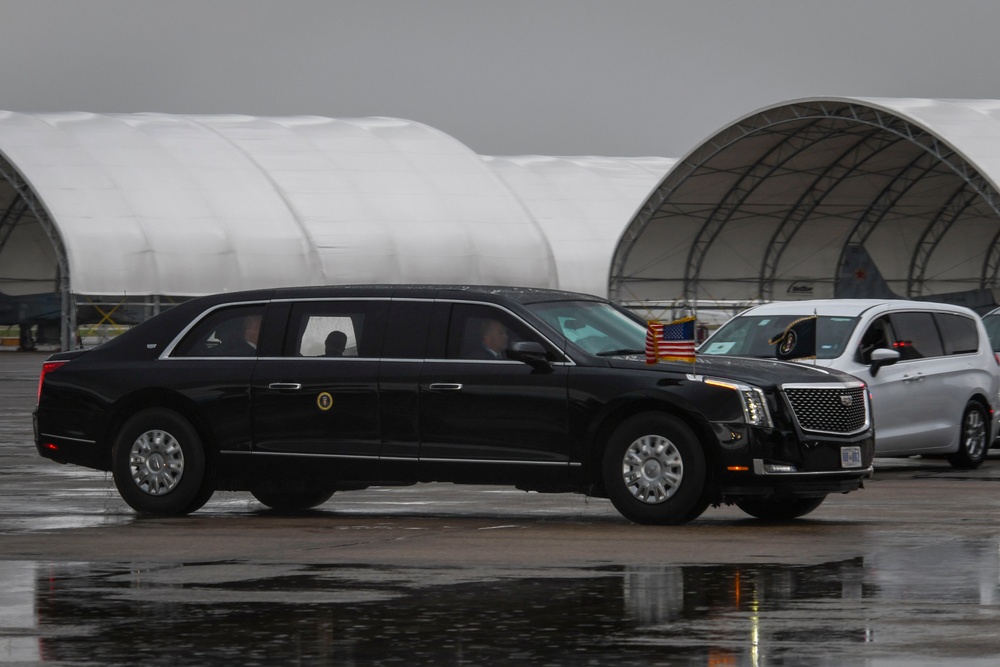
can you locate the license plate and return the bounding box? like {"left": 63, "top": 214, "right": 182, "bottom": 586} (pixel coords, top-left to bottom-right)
{"left": 841, "top": 446, "right": 863, "bottom": 469}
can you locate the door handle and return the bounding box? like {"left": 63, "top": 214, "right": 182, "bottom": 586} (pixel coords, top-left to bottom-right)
{"left": 428, "top": 383, "right": 463, "bottom": 391}
{"left": 267, "top": 382, "right": 303, "bottom": 390}
{"left": 901, "top": 374, "right": 924, "bottom": 382}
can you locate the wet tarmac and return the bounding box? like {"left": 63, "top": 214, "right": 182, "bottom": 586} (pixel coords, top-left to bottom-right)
{"left": 5, "top": 352, "right": 1000, "bottom": 665}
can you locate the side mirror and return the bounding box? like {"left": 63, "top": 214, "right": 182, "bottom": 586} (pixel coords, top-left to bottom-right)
{"left": 869, "top": 347, "right": 900, "bottom": 377}
{"left": 507, "top": 341, "right": 552, "bottom": 372}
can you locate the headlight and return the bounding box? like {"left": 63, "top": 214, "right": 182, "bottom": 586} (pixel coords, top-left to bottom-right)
{"left": 705, "top": 379, "right": 774, "bottom": 427}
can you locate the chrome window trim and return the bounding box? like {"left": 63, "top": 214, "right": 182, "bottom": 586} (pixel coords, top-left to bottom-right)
{"left": 161, "top": 294, "right": 576, "bottom": 365}
{"left": 160, "top": 299, "right": 269, "bottom": 360}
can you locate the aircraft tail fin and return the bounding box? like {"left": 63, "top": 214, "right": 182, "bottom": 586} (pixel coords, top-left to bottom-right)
{"left": 835, "top": 244, "right": 899, "bottom": 299}
{"left": 835, "top": 243, "right": 1000, "bottom": 313}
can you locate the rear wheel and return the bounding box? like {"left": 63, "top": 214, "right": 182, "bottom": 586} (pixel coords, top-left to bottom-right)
{"left": 602, "top": 413, "right": 711, "bottom": 525}
{"left": 111, "top": 408, "right": 206, "bottom": 515}
{"left": 735, "top": 495, "right": 826, "bottom": 521}
{"left": 947, "top": 402, "right": 989, "bottom": 469}
{"left": 251, "top": 485, "right": 336, "bottom": 511}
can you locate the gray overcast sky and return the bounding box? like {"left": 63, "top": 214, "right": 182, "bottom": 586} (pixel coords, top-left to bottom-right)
{"left": 3, "top": 0, "right": 1000, "bottom": 158}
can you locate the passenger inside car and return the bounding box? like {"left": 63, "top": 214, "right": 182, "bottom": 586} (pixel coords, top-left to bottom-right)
{"left": 858, "top": 318, "right": 891, "bottom": 364}
{"left": 462, "top": 318, "right": 509, "bottom": 360}
{"left": 324, "top": 330, "right": 347, "bottom": 357}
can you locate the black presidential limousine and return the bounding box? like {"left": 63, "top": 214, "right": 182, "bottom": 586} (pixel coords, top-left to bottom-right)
{"left": 34, "top": 285, "right": 874, "bottom": 524}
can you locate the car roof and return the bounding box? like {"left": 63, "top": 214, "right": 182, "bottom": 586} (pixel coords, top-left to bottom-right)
{"left": 738, "top": 298, "right": 979, "bottom": 318}
{"left": 197, "top": 284, "right": 605, "bottom": 307}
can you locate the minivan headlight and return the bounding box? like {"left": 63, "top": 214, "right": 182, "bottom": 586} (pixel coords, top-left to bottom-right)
{"left": 705, "top": 379, "right": 774, "bottom": 427}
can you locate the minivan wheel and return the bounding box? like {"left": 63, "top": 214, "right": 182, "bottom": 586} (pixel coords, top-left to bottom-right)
{"left": 602, "top": 413, "right": 711, "bottom": 525}
{"left": 111, "top": 408, "right": 206, "bottom": 515}
{"left": 735, "top": 495, "right": 826, "bottom": 521}
{"left": 947, "top": 402, "right": 989, "bottom": 469}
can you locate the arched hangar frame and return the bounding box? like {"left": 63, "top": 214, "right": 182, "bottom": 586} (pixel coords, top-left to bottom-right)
{"left": 609, "top": 98, "right": 1000, "bottom": 313}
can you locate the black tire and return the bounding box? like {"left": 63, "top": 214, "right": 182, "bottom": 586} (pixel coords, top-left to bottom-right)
{"left": 180, "top": 474, "right": 217, "bottom": 514}
{"left": 601, "top": 413, "right": 711, "bottom": 525}
{"left": 251, "top": 486, "right": 336, "bottom": 512}
{"left": 947, "top": 401, "right": 989, "bottom": 469}
{"left": 735, "top": 495, "right": 826, "bottom": 521}
{"left": 111, "top": 408, "right": 206, "bottom": 515}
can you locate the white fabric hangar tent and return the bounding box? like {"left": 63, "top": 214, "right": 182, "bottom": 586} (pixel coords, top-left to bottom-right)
{"left": 0, "top": 112, "right": 672, "bottom": 349}
{"left": 12, "top": 97, "right": 1000, "bottom": 350}
{"left": 610, "top": 97, "right": 1000, "bottom": 314}
{"left": 483, "top": 155, "right": 676, "bottom": 298}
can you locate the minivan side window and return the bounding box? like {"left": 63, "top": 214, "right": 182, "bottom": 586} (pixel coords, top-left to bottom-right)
{"left": 857, "top": 316, "right": 894, "bottom": 365}
{"left": 887, "top": 312, "right": 944, "bottom": 360}
{"left": 935, "top": 313, "right": 980, "bottom": 355}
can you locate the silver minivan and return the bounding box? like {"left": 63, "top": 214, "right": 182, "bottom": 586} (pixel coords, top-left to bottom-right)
{"left": 700, "top": 299, "right": 1000, "bottom": 468}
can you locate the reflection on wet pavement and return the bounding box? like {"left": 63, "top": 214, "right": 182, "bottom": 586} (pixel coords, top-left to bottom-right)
{"left": 4, "top": 551, "right": 1000, "bottom": 666}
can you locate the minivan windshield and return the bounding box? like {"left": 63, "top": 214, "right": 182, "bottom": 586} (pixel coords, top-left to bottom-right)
{"left": 699, "top": 314, "right": 860, "bottom": 360}
{"left": 527, "top": 301, "right": 648, "bottom": 356}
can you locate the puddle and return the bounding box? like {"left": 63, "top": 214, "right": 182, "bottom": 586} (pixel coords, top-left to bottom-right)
{"left": 3, "top": 549, "right": 1000, "bottom": 666}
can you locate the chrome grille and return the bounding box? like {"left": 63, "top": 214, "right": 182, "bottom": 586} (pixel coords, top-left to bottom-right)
{"left": 782, "top": 384, "right": 869, "bottom": 435}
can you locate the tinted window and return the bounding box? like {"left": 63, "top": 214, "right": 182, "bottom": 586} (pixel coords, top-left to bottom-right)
{"left": 172, "top": 304, "right": 265, "bottom": 358}
{"left": 382, "top": 300, "right": 433, "bottom": 359}
{"left": 857, "top": 316, "right": 894, "bottom": 364}
{"left": 887, "top": 312, "right": 943, "bottom": 360}
{"left": 283, "top": 301, "right": 387, "bottom": 358}
{"left": 446, "top": 304, "right": 547, "bottom": 361}
{"left": 935, "top": 313, "right": 980, "bottom": 355}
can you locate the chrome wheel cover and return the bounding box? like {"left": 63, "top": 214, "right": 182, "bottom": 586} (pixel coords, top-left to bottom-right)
{"left": 128, "top": 429, "right": 185, "bottom": 496}
{"left": 963, "top": 408, "right": 987, "bottom": 461}
{"left": 621, "top": 434, "right": 683, "bottom": 505}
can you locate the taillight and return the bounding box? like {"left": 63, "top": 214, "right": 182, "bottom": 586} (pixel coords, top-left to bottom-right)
{"left": 37, "top": 360, "right": 68, "bottom": 403}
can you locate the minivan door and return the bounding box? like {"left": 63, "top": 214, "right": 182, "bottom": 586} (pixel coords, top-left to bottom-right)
{"left": 867, "top": 312, "right": 957, "bottom": 454}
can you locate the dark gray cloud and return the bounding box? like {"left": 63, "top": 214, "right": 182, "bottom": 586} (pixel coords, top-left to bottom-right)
{"left": 2, "top": 0, "right": 999, "bottom": 157}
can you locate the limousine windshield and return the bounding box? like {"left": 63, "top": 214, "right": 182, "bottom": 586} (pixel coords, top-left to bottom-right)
{"left": 527, "top": 300, "right": 647, "bottom": 356}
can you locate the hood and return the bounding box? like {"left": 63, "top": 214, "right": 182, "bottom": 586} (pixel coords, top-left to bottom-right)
{"left": 605, "top": 355, "right": 861, "bottom": 389}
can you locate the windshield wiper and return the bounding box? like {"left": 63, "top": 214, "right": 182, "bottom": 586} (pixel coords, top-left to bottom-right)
{"left": 596, "top": 348, "right": 645, "bottom": 357}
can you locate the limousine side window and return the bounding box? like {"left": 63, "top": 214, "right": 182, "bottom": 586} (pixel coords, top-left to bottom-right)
{"left": 381, "top": 300, "right": 433, "bottom": 359}
{"left": 935, "top": 313, "right": 980, "bottom": 355}
{"left": 887, "top": 312, "right": 944, "bottom": 360}
{"left": 283, "top": 301, "right": 388, "bottom": 358}
{"left": 446, "top": 304, "right": 543, "bottom": 361}
{"left": 172, "top": 305, "right": 266, "bottom": 358}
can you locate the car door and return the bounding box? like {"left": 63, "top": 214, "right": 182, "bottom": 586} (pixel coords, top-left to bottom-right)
{"left": 377, "top": 295, "right": 436, "bottom": 461}
{"left": 418, "top": 302, "right": 571, "bottom": 469}
{"left": 864, "top": 311, "right": 954, "bottom": 454}
{"left": 250, "top": 299, "right": 387, "bottom": 458}
{"left": 166, "top": 302, "right": 267, "bottom": 453}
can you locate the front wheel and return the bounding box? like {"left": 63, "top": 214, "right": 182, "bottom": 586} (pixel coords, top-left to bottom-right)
{"left": 111, "top": 408, "right": 206, "bottom": 515}
{"left": 947, "top": 402, "right": 989, "bottom": 469}
{"left": 602, "top": 413, "right": 711, "bottom": 525}
{"left": 735, "top": 495, "right": 826, "bottom": 521}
